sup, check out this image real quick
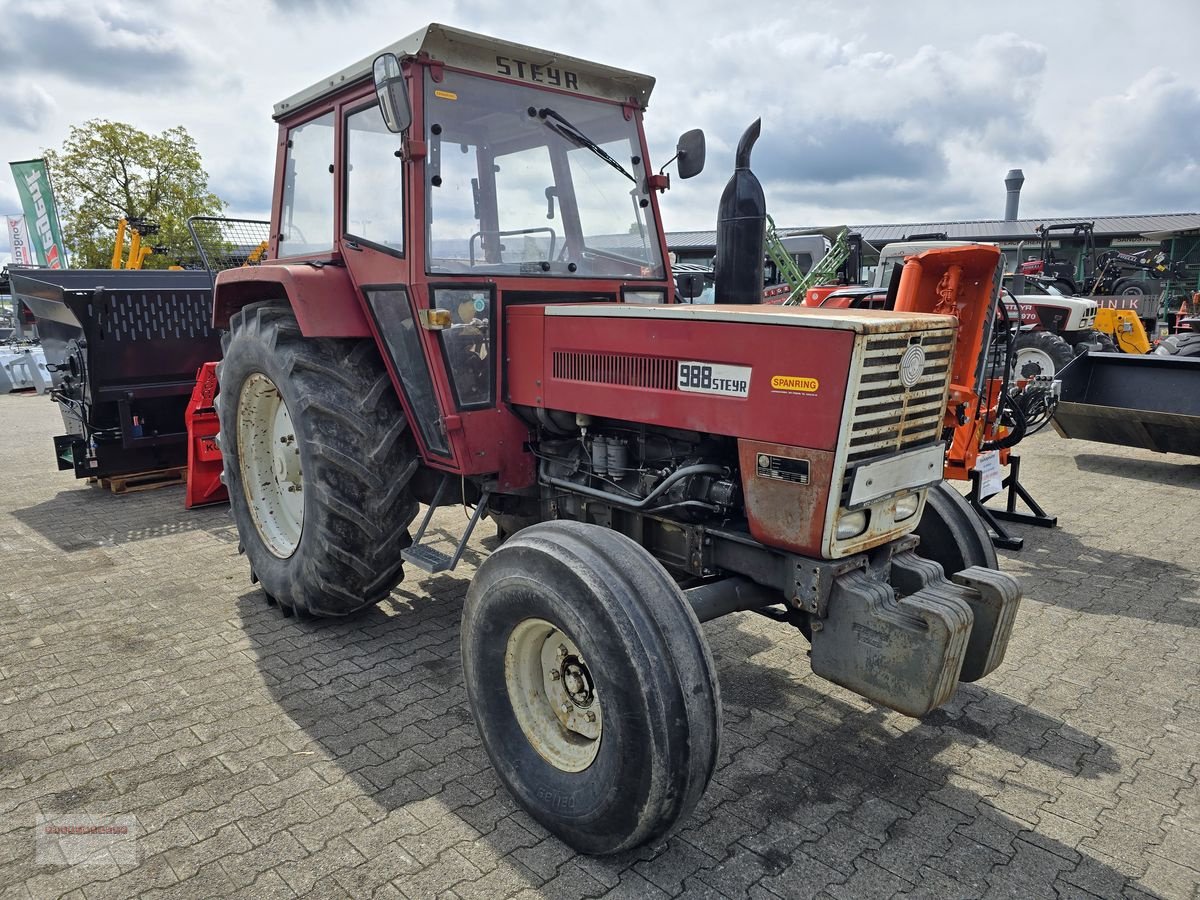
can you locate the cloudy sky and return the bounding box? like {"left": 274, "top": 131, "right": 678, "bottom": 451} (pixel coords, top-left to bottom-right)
{"left": 2, "top": 0, "right": 1200, "bottom": 263}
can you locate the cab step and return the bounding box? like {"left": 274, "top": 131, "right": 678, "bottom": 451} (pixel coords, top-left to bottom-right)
{"left": 401, "top": 544, "right": 455, "bottom": 574}
{"left": 400, "top": 475, "right": 491, "bottom": 574}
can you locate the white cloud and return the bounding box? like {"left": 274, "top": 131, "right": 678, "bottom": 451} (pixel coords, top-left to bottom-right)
{"left": 0, "top": 0, "right": 1198, "bottom": 245}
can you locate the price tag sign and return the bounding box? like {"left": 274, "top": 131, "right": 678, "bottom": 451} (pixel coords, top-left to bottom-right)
{"left": 974, "top": 450, "right": 1004, "bottom": 498}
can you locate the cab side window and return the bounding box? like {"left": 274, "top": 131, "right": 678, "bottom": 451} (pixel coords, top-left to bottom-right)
{"left": 278, "top": 112, "right": 334, "bottom": 257}
{"left": 345, "top": 105, "right": 405, "bottom": 253}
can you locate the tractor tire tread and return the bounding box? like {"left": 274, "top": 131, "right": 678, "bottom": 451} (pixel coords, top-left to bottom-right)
{"left": 218, "top": 302, "right": 419, "bottom": 617}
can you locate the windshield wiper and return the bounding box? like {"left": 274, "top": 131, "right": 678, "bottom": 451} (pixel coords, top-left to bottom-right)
{"left": 538, "top": 107, "right": 636, "bottom": 184}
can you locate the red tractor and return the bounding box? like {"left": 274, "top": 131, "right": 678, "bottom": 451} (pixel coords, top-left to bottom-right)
{"left": 213, "top": 24, "right": 1021, "bottom": 854}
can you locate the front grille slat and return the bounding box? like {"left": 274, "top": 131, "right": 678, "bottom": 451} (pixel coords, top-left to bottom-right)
{"left": 845, "top": 328, "right": 955, "bottom": 464}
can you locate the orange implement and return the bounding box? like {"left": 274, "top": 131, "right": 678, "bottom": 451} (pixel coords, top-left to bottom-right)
{"left": 893, "top": 245, "right": 1006, "bottom": 480}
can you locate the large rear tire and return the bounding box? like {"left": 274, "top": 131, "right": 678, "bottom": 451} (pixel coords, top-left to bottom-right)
{"left": 1011, "top": 330, "right": 1074, "bottom": 378}
{"left": 1154, "top": 333, "right": 1200, "bottom": 358}
{"left": 914, "top": 482, "right": 998, "bottom": 574}
{"left": 218, "top": 302, "right": 419, "bottom": 616}
{"left": 1113, "top": 278, "right": 1147, "bottom": 297}
{"left": 461, "top": 521, "right": 721, "bottom": 854}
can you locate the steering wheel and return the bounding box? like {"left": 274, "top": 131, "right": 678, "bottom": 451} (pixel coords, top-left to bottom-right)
{"left": 469, "top": 227, "right": 557, "bottom": 265}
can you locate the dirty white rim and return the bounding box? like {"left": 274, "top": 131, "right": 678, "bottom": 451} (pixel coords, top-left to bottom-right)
{"left": 1013, "top": 346, "right": 1056, "bottom": 380}
{"left": 504, "top": 618, "right": 602, "bottom": 772}
{"left": 237, "top": 372, "right": 303, "bottom": 558}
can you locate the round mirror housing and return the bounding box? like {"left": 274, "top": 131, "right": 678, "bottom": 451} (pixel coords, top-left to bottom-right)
{"left": 373, "top": 53, "right": 412, "bottom": 134}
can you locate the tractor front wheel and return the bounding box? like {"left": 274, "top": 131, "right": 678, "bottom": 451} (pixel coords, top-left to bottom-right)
{"left": 914, "top": 482, "right": 997, "bottom": 574}
{"left": 218, "top": 302, "right": 419, "bottom": 616}
{"left": 1011, "top": 330, "right": 1074, "bottom": 378}
{"left": 461, "top": 521, "right": 721, "bottom": 854}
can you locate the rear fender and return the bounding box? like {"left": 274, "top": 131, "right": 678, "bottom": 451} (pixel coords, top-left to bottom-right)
{"left": 213, "top": 263, "right": 371, "bottom": 337}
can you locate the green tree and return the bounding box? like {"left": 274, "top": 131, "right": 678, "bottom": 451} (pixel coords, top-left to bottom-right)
{"left": 44, "top": 120, "right": 226, "bottom": 269}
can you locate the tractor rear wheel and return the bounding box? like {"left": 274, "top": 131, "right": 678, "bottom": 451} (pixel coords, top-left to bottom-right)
{"left": 1011, "top": 330, "right": 1074, "bottom": 378}
{"left": 1113, "top": 278, "right": 1147, "bottom": 297}
{"left": 1154, "top": 333, "right": 1200, "bottom": 358}
{"left": 461, "top": 521, "right": 721, "bottom": 854}
{"left": 914, "top": 482, "right": 998, "bottom": 574}
{"left": 218, "top": 302, "right": 419, "bottom": 616}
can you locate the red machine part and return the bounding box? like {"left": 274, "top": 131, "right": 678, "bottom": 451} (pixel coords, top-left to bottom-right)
{"left": 185, "top": 362, "right": 229, "bottom": 509}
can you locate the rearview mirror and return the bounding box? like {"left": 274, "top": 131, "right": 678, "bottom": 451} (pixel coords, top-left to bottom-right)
{"left": 675, "top": 129, "right": 706, "bottom": 179}
{"left": 675, "top": 272, "right": 707, "bottom": 301}
{"left": 373, "top": 53, "right": 412, "bottom": 134}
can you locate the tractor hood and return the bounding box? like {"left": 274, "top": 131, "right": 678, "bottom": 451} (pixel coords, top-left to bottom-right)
{"left": 543, "top": 302, "right": 958, "bottom": 336}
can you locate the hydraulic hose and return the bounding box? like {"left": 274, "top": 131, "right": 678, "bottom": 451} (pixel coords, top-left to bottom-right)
{"left": 540, "top": 461, "right": 727, "bottom": 511}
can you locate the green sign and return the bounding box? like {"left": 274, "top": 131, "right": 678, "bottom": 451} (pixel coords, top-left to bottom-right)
{"left": 9, "top": 158, "right": 68, "bottom": 268}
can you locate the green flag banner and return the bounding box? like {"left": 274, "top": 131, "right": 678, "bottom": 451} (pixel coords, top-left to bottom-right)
{"left": 9, "top": 158, "right": 68, "bottom": 268}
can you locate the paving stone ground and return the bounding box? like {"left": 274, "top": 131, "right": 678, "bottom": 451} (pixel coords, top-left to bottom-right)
{"left": 1, "top": 391, "right": 1198, "bottom": 900}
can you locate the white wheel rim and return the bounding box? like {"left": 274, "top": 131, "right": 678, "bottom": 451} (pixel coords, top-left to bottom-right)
{"left": 504, "top": 618, "right": 602, "bottom": 772}
{"left": 1014, "top": 346, "right": 1055, "bottom": 379}
{"left": 237, "top": 372, "right": 304, "bottom": 558}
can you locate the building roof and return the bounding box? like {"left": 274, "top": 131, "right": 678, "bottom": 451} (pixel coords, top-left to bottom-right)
{"left": 668, "top": 213, "right": 1200, "bottom": 252}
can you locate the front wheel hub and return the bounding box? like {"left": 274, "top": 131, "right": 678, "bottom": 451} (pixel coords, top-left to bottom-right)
{"left": 505, "top": 618, "right": 602, "bottom": 772}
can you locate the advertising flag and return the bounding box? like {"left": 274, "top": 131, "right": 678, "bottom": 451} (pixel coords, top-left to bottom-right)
{"left": 9, "top": 158, "right": 68, "bottom": 268}
{"left": 6, "top": 215, "right": 34, "bottom": 265}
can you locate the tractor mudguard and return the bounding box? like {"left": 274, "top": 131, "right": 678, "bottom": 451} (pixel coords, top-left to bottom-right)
{"left": 212, "top": 263, "right": 371, "bottom": 337}
{"left": 809, "top": 551, "right": 1020, "bottom": 717}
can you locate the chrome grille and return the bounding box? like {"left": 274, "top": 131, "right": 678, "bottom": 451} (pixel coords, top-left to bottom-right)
{"left": 846, "top": 329, "right": 955, "bottom": 464}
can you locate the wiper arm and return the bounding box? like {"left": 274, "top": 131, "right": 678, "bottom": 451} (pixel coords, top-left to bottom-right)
{"left": 538, "top": 107, "right": 636, "bottom": 184}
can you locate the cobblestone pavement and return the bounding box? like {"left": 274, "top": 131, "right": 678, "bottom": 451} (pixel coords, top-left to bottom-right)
{"left": 1, "top": 392, "right": 1198, "bottom": 900}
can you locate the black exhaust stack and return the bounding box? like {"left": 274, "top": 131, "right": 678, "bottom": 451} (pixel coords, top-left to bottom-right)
{"left": 714, "top": 119, "right": 765, "bottom": 305}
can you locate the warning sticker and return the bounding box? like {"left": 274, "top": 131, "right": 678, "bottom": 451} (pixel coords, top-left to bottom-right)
{"left": 771, "top": 375, "right": 819, "bottom": 393}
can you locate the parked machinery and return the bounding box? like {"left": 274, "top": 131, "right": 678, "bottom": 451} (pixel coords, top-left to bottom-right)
{"left": 211, "top": 24, "right": 1022, "bottom": 855}
{"left": 11, "top": 268, "right": 220, "bottom": 478}
{"left": 1019, "top": 221, "right": 1188, "bottom": 297}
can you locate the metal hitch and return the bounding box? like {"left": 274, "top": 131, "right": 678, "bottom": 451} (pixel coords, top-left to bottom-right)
{"left": 809, "top": 551, "right": 1020, "bottom": 717}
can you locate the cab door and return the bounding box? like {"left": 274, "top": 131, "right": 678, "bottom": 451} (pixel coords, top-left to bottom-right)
{"left": 337, "top": 91, "right": 463, "bottom": 467}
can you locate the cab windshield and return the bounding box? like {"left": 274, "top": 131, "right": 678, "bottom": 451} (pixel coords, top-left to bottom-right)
{"left": 424, "top": 69, "right": 664, "bottom": 279}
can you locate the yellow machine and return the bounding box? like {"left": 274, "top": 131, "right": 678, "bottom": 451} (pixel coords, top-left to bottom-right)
{"left": 110, "top": 217, "right": 186, "bottom": 270}
{"left": 1094, "top": 307, "right": 1152, "bottom": 355}
{"left": 111, "top": 217, "right": 154, "bottom": 269}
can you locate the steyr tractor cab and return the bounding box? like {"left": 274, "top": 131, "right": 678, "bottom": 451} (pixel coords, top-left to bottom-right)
{"left": 213, "top": 24, "right": 1021, "bottom": 855}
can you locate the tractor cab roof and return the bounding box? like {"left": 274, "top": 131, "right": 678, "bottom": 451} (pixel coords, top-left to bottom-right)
{"left": 273, "top": 23, "right": 656, "bottom": 120}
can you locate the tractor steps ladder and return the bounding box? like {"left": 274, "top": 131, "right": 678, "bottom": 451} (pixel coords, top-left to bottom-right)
{"left": 401, "top": 474, "right": 491, "bottom": 573}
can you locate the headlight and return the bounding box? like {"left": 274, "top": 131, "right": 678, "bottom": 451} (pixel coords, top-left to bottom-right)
{"left": 624, "top": 290, "right": 665, "bottom": 305}
{"left": 894, "top": 493, "right": 920, "bottom": 522}
{"left": 836, "top": 509, "right": 869, "bottom": 540}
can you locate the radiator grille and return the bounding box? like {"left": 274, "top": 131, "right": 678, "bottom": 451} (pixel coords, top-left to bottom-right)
{"left": 846, "top": 329, "right": 955, "bottom": 464}
{"left": 552, "top": 351, "right": 677, "bottom": 390}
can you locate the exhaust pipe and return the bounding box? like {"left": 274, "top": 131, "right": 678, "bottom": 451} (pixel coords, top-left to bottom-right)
{"left": 1004, "top": 168, "right": 1024, "bottom": 222}
{"left": 714, "top": 119, "right": 766, "bottom": 305}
